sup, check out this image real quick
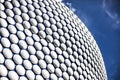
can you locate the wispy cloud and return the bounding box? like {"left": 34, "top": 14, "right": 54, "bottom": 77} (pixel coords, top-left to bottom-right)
{"left": 102, "top": 0, "right": 117, "bottom": 19}
{"left": 66, "top": 2, "right": 76, "bottom": 12}
{"left": 105, "top": 10, "right": 118, "bottom": 19}
{"left": 102, "top": 0, "right": 120, "bottom": 30}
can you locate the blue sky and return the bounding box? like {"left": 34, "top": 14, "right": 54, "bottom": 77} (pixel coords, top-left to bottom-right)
{"left": 63, "top": 0, "right": 120, "bottom": 80}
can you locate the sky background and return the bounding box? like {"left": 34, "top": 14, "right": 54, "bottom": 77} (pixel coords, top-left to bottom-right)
{"left": 62, "top": 0, "right": 120, "bottom": 80}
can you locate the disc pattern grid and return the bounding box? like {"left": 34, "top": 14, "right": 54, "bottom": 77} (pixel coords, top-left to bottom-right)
{"left": 0, "top": 0, "right": 107, "bottom": 80}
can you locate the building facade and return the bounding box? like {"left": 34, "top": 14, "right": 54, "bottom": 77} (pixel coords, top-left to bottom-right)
{"left": 0, "top": 0, "right": 107, "bottom": 80}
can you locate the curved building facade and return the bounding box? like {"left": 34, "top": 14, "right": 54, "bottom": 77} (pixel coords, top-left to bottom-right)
{"left": 0, "top": 0, "right": 107, "bottom": 80}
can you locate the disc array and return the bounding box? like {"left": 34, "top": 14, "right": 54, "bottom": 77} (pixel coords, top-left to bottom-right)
{"left": 0, "top": 0, "right": 107, "bottom": 80}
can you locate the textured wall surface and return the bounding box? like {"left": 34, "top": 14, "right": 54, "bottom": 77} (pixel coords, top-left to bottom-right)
{"left": 0, "top": 0, "right": 107, "bottom": 80}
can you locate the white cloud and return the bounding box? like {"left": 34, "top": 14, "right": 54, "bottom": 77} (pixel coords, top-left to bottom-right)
{"left": 66, "top": 2, "right": 76, "bottom": 12}
{"left": 71, "top": 8, "right": 76, "bottom": 12}
{"left": 102, "top": 0, "right": 115, "bottom": 19}
{"left": 102, "top": 0, "right": 120, "bottom": 30}
{"left": 105, "top": 10, "right": 117, "bottom": 19}
{"left": 116, "top": 20, "right": 120, "bottom": 24}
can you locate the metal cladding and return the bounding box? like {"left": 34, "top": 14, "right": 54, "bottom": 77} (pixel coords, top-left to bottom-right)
{"left": 0, "top": 0, "right": 107, "bottom": 80}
